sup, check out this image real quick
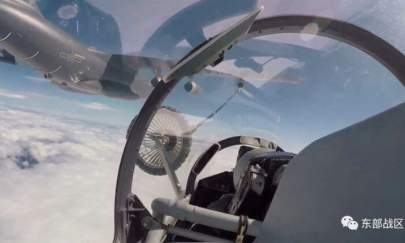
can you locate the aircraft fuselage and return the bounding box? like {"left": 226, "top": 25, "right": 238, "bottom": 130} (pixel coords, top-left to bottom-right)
{"left": 0, "top": 0, "right": 160, "bottom": 99}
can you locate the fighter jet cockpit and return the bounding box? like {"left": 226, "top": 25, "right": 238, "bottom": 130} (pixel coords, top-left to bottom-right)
{"left": 1, "top": 1, "right": 405, "bottom": 243}
{"left": 114, "top": 2, "right": 405, "bottom": 243}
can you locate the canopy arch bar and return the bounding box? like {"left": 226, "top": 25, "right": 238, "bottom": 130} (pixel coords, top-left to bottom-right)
{"left": 245, "top": 15, "right": 405, "bottom": 85}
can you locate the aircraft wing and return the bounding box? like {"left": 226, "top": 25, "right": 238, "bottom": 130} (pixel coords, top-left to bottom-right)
{"left": 0, "top": 49, "right": 16, "bottom": 65}
{"left": 162, "top": 7, "right": 263, "bottom": 82}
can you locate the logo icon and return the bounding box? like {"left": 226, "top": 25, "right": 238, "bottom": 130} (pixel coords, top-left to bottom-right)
{"left": 341, "top": 215, "right": 359, "bottom": 231}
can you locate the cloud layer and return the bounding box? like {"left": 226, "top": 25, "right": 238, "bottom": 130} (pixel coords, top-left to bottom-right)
{"left": 79, "top": 102, "right": 115, "bottom": 111}
{"left": 0, "top": 89, "right": 26, "bottom": 99}
{"left": 0, "top": 107, "right": 126, "bottom": 243}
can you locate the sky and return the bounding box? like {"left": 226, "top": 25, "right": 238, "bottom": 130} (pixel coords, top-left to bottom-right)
{"left": 0, "top": 1, "right": 405, "bottom": 243}
{"left": 0, "top": 63, "right": 141, "bottom": 127}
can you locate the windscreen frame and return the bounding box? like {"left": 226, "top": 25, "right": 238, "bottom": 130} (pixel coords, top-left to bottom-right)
{"left": 113, "top": 15, "right": 405, "bottom": 243}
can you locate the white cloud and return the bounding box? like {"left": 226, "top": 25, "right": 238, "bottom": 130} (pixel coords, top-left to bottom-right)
{"left": 0, "top": 89, "right": 26, "bottom": 99}
{"left": 0, "top": 88, "right": 50, "bottom": 100}
{"left": 79, "top": 102, "right": 114, "bottom": 111}
{"left": 0, "top": 107, "right": 126, "bottom": 243}
{"left": 0, "top": 106, "right": 244, "bottom": 243}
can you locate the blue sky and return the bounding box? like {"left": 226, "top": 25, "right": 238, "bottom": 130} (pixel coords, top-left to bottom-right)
{"left": 0, "top": 63, "right": 141, "bottom": 127}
